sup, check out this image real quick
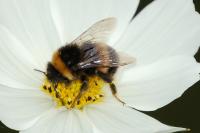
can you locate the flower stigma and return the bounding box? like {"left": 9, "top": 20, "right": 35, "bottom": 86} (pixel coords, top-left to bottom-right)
{"left": 41, "top": 76, "right": 105, "bottom": 110}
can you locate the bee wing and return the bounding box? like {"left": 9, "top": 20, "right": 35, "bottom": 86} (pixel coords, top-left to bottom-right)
{"left": 77, "top": 44, "right": 136, "bottom": 69}
{"left": 71, "top": 17, "right": 117, "bottom": 45}
{"left": 116, "top": 52, "right": 136, "bottom": 66}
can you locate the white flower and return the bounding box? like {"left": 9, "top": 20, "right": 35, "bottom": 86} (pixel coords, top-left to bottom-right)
{"left": 0, "top": 0, "right": 199, "bottom": 133}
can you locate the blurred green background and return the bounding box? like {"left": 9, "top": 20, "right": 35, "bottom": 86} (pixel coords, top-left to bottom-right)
{"left": 0, "top": 0, "right": 200, "bottom": 133}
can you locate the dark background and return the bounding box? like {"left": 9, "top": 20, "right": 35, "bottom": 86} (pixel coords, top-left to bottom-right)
{"left": 0, "top": 0, "right": 200, "bottom": 133}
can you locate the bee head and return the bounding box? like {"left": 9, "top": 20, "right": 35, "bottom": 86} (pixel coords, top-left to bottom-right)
{"left": 46, "top": 62, "right": 69, "bottom": 83}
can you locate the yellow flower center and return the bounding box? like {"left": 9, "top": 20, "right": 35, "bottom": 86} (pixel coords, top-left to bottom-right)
{"left": 41, "top": 76, "right": 105, "bottom": 110}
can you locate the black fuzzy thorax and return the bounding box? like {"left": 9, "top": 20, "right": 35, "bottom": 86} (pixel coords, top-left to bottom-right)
{"left": 58, "top": 43, "right": 100, "bottom": 76}
{"left": 59, "top": 44, "right": 81, "bottom": 71}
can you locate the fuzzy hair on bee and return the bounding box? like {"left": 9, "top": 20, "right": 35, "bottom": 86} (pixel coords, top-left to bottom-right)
{"left": 36, "top": 17, "right": 136, "bottom": 107}
{"left": 47, "top": 42, "right": 119, "bottom": 83}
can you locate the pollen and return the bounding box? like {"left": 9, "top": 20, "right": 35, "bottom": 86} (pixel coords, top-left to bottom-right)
{"left": 41, "top": 76, "right": 105, "bottom": 110}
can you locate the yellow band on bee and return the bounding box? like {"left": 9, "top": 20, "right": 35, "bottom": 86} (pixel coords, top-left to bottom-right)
{"left": 52, "top": 51, "right": 74, "bottom": 80}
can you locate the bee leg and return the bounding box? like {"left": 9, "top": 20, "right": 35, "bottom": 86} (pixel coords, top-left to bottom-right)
{"left": 53, "top": 82, "right": 65, "bottom": 105}
{"left": 96, "top": 71, "right": 126, "bottom": 106}
{"left": 109, "top": 82, "right": 126, "bottom": 106}
{"left": 71, "top": 77, "right": 88, "bottom": 108}
{"left": 52, "top": 82, "right": 59, "bottom": 97}
{"left": 96, "top": 71, "right": 112, "bottom": 83}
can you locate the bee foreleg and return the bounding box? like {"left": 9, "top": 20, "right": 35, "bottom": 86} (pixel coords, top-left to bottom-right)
{"left": 53, "top": 83, "right": 65, "bottom": 105}
{"left": 109, "top": 83, "right": 126, "bottom": 106}
{"left": 71, "top": 76, "right": 88, "bottom": 108}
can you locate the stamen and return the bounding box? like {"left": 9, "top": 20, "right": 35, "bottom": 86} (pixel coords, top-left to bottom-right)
{"left": 41, "top": 76, "right": 105, "bottom": 110}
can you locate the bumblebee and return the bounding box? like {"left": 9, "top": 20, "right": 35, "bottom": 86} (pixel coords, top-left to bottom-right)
{"left": 36, "top": 18, "right": 135, "bottom": 108}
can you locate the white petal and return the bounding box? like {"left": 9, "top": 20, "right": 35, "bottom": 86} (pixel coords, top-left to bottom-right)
{"left": 0, "top": 85, "right": 53, "bottom": 130}
{"left": 50, "top": 0, "right": 139, "bottom": 45}
{"left": 0, "top": 0, "right": 61, "bottom": 67}
{"left": 20, "top": 108, "right": 93, "bottom": 133}
{"left": 0, "top": 25, "right": 43, "bottom": 89}
{"left": 86, "top": 102, "right": 186, "bottom": 133}
{"left": 115, "top": 0, "right": 200, "bottom": 65}
{"left": 119, "top": 55, "right": 200, "bottom": 111}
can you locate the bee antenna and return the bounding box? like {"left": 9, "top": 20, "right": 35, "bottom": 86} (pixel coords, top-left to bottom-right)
{"left": 34, "top": 69, "right": 47, "bottom": 76}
